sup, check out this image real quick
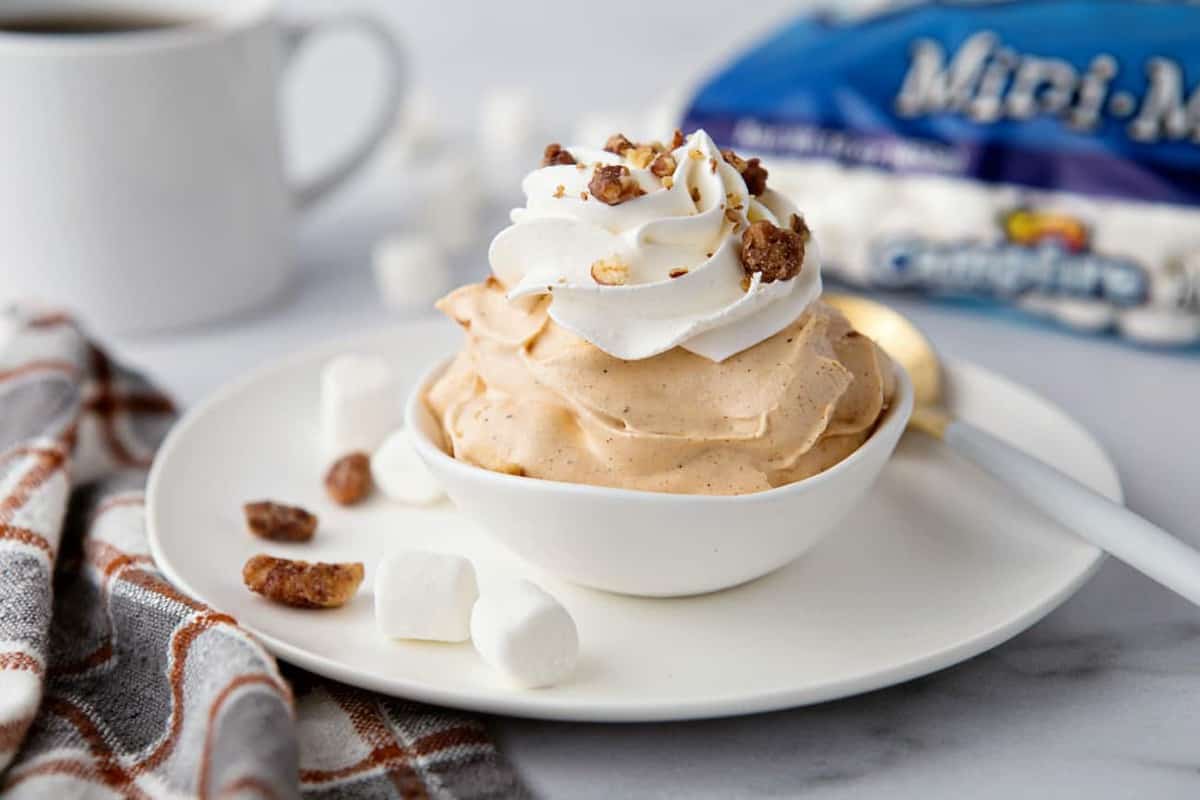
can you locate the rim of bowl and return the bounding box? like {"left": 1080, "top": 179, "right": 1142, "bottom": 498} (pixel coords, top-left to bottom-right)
{"left": 405, "top": 355, "right": 915, "bottom": 504}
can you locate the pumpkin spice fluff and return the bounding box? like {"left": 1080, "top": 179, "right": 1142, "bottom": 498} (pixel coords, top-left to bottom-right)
{"left": 426, "top": 130, "right": 896, "bottom": 496}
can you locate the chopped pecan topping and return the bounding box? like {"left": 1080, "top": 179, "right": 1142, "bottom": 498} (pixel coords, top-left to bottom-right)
{"left": 553, "top": 184, "right": 565, "bottom": 198}
{"left": 603, "top": 133, "right": 635, "bottom": 155}
{"left": 590, "top": 257, "right": 630, "bottom": 286}
{"left": 661, "top": 176, "right": 674, "bottom": 189}
{"left": 650, "top": 153, "right": 676, "bottom": 177}
{"left": 688, "top": 149, "right": 704, "bottom": 161}
{"left": 243, "top": 501, "right": 317, "bottom": 542}
{"left": 588, "top": 165, "right": 644, "bottom": 205}
{"left": 789, "top": 213, "right": 811, "bottom": 241}
{"left": 670, "top": 129, "right": 685, "bottom": 149}
{"left": 324, "top": 452, "right": 372, "bottom": 506}
{"left": 740, "top": 220, "right": 805, "bottom": 283}
{"left": 541, "top": 143, "right": 576, "bottom": 167}
{"left": 690, "top": 186, "right": 701, "bottom": 203}
{"left": 627, "top": 145, "right": 656, "bottom": 169}
{"left": 668, "top": 268, "right": 689, "bottom": 279}
{"left": 721, "top": 149, "right": 769, "bottom": 195}
{"left": 709, "top": 157, "right": 718, "bottom": 174}
{"left": 721, "top": 149, "right": 747, "bottom": 169}
{"left": 243, "top": 554, "right": 363, "bottom": 609}
{"left": 724, "top": 208, "right": 742, "bottom": 225}
{"left": 580, "top": 191, "right": 589, "bottom": 201}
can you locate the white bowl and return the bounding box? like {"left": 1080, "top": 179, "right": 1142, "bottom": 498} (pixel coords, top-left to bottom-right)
{"left": 405, "top": 359, "right": 914, "bottom": 597}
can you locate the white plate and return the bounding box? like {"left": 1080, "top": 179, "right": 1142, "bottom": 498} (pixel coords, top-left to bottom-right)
{"left": 147, "top": 319, "right": 1115, "bottom": 722}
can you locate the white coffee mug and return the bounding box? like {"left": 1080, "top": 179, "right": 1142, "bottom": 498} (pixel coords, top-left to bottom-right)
{"left": 0, "top": 0, "right": 405, "bottom": 334}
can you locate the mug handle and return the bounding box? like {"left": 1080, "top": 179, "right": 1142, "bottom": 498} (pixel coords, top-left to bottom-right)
{"left": 282, "top": 15, "right": 406, "bottom": 211}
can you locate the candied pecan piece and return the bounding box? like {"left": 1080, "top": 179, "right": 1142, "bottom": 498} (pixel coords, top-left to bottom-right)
{"left": 324, "top": 452, "right": 372, "bottom": 506}
{"left": 588, "top": 165, "right": 644, "bottom": 205}
{"left": 789, "top": 213, "right": 811, "bottom": 241}
{"left": 721, "top": 149, "right": 769, "bottom": 195}
{"left": 627, "top": 145, "right": 656, "bottom": 169}
{"left": 243, "top": 554, "right": 364, "bottom": 609}
{"left": 541, "top": 143, "right": 576, "bottom": 167}
{"left": 603, "top": 133, "right": 635, "bottom": 155}
{"left": 590, "top": 257, "right": 630, "bottom": 286}
{"left": 243, "top": 501, "right": 317, "bottom": 542}
{"left": 650, "top": 153, "right": 676, "bottom": 178}
{"left": 668, "top": 268, "right": 689, "bottom": 278}
{"left": 740, "top": 220, "right": 805, "bottom": 283}
{"left": 670, "top": 129, "right": 685, "bottom": 149}
{"left": 720, "top": 148, "right": 746, "bottom": 169}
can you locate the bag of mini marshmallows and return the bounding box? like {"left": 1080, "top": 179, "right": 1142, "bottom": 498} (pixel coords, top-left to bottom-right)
{"left": 679, "top": 0, "right": 1200, "bottom": 348}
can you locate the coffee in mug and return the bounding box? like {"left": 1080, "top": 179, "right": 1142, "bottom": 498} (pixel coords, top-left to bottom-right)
{"left": 0, "top": 12, "right": 191, "bottom": 35}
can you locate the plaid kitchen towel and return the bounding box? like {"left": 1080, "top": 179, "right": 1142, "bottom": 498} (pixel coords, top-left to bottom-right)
{"left": 0, "top": 310, "right": 525, "bottom": 799}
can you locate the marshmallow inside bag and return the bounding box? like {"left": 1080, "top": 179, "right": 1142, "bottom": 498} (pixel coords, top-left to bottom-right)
{"left": 1048, "top": 298, "right": 1116, "bottom": 333}
{"left": 471, "top": 579, "right": 578, "bottom": 689}
{"left": 375, "top": 550, "right": 478, "bottom": 642}
{"left": 371, "top": 428, "right": 445, "bottom": 505}
{"left": 372, "top": 234, "right": 453, "bottom": 312}
{"left": 1117, "top": 307, "right": 1200, "bottom": 346}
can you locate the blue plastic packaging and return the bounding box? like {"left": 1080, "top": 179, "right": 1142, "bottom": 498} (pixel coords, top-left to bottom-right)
{"left": 682, "top": 0, "right": 1200, "bottom": 346}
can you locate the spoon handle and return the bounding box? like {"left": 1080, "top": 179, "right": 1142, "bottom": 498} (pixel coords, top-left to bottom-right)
{"left": 943, "top": 419, "right": 1200, "bottom": 606}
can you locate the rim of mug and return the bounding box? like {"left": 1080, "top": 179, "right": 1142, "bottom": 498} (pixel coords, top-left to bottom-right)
{"left": 0, "top": 0, "right": 277, "bottom": 50}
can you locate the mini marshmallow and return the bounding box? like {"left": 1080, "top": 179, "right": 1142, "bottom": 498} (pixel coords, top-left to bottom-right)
{"left": 480, "top": 87, "right": 541, "bottom": 198}
{"left": 1117, "top": 307, "right": 1200, "bottom": 346}
{"left": 1016, "top": 294, "right": 1058, "bottom": 318}
{"left": 320, "top": 354, "right": 400, "bottom": 457}
{"left": 383, "top": 85, "right": 443, "bottom": 166}
{"left": 471, "top": 580, "right": 578, "bottom": 689}
{"left": 480, "top": 87, "right": 538, "bottom": 160}
{"left": 420, "top": 154, "right": 484, "bottom": 252}
{"left": 904, "top": 173, "right": 1002, "bottom": 241}
{"left": 375, "top": 550, "right": 478, "bottom": 642}
{"left": 1146, "top": 260, "right": 1195, "bottom": 307}
{"left": 372, "top": 234, "right": 453, "bottom": 312}
{"left": 1049, "top": 298, "right": 1116, "bottom": 333}
{"left": 371, "top": 428, "right": 445, "bottom": 505}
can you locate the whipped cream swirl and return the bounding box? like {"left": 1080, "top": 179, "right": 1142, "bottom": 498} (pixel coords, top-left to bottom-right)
{"left": 487, "top": 130, "right": 822, "bottom": 362}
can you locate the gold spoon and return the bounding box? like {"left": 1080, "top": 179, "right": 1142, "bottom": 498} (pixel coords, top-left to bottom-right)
{"left": 826, "top": 292, "right": 1200, "bottom": 607}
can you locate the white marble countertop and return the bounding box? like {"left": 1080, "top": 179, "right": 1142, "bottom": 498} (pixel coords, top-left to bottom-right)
{"left": 108, "top": 2, "right": 1200, "bottom": 796}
